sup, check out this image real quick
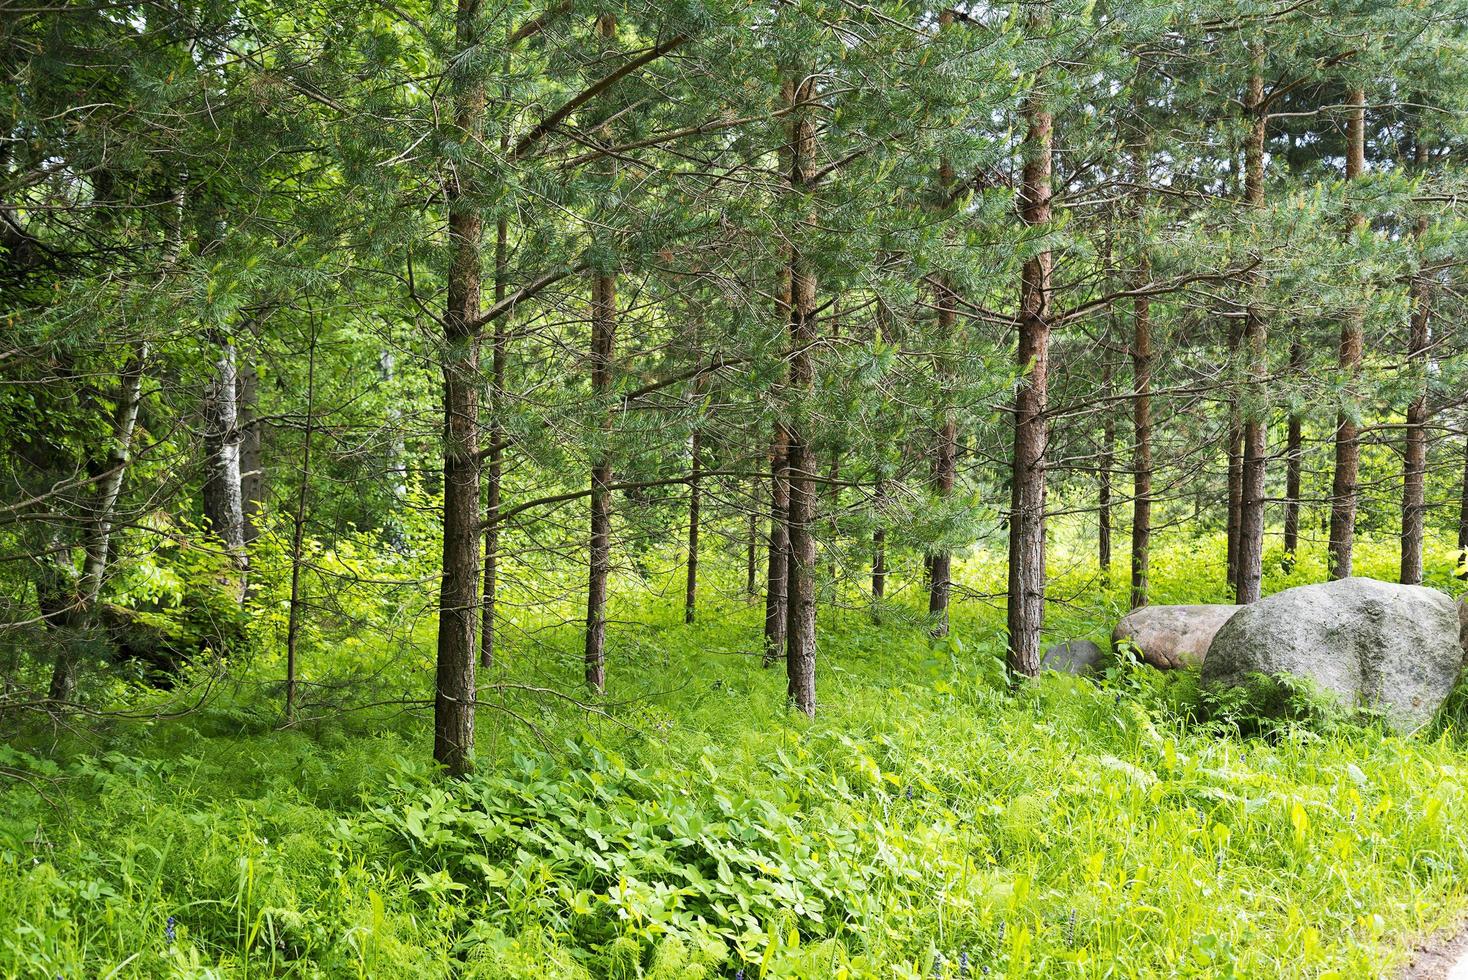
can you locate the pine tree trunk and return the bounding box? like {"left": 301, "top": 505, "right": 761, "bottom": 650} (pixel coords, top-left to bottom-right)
{"left": 584, "top": 273, "right": 615, "bottom": 691}
{"left": 1099, "top": 357, "right": 1114, "bottom": 579}
{"left": 582, "top": 12, "right": 620, "bottom": 691}
{"left": 783, "top": 74, "right": 819, "bottom": 715}
{"left": 927, "top": 139, "right": 958, "bottom": 635}
{"left": 1283, "top": 337, "right": 1303, "bottom": 557}
{"left": 745, "top": 507, "right": 758, "bottom": 598}
{"left": 1131, "top": 286, "right": 1152, "bottom": 611}
{"left": 1129, "top": 87, "right": 1152, "bottom": 611}
{"left": 927, "top": 270, "right": 957, "bottom": 635}
{"left": 481, "top": 214, "right": 509, "bottom": 668}
{"left": 684, "top": 425, "right": 701, "bottom": 624}
{"left": 1006, "top": 78, "right": 1052, "bottom": 679}
{"left": 1235, "top": 65, "right": 1268, "bottom": 605}
{"left": 285, "top": 324, "right": 317, "bottom": 723}
{"left": 1400, "top": 134, "right": 1431, "bottom": 586}
{"left": 872, "top": 476, "right": 887, "bottom": 601}
{"left": 763, "top": 427, "right": 789, "bottom": 665}
{"left": 433, "top": 0, "right": 485, "bottom": 778}
{"left": 1225, "top": 331, "right": 1242, "bottom": 593}
{"left": 1328, "top": 87, "right": 1367, "bottom": 580}
{"left": 1459, "top": 430, "right": 1468, "bottom": 553}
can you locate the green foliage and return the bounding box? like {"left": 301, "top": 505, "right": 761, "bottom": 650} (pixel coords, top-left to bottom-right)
{"left": 3, "top": 532, "right": 1468, "bottom": 977}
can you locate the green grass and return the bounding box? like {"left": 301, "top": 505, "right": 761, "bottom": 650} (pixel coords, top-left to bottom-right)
{"left": 1, "top": 533, "right": 1466, "bottom": 977}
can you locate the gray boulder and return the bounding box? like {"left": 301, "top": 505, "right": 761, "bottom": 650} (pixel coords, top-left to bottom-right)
{"left": 1112, "top": 604, "right": 1241, "bottom": 670}
{"left": 1460, "top": 597, "right": 1467, "bottom": 656}
{"left": 1202, "top": 577, "right": 1465, "bottom": 733}
{"left": 1042, "top": 639, "right": 1104, "bottom": 675}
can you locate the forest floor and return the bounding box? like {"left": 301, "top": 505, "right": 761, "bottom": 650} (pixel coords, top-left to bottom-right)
{"left": 2, "top": 534, "right": 1468, "bottom": 978}
{"left": 1401, "top": 920, "right": 1468, "bottom": 979}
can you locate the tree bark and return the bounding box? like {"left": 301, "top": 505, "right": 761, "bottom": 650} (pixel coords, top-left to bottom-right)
{"left": 203, "top": 335, "right": 247, "bottom": 597}
{"left": 1400, "top": 133, "right": 1431, "bottom": 585}
{"left": 872, "top": 477, "right": 887, "bottom": 602}
{"left": 1225, "top": 331, "right": 1242, "bottom": 594}
{"left": 1459, "top": 429, "right": 1468, "bottom": 554}
{"left": 928, "top": 267, "right": 958, "bottom": 636}
{"left": 1328, "top": 87, "right": 1366, "bottom": 580}
{"left": 80, "top": 345, "right": 147, "bottom": 606}
{"left": 1235, "top": 64, "right": 1267, "bottom": 605}
{"left": 584, "top": 273, "right": 615, "bottom": 691}
{"left": 763, "top": 426, "right": 789, "bottom": 665}
{"left": 927, "top": 43, "right": 959, "bottom": 633}
{"left": 1129, "top": 83, "right": 1152, "bottom": 611}
{"left": 1099, "top": 356, "right": 1114, "bottom": 579}
{"left": 684, "top": 424, "right": 702, "bottom": 624}
{"left": 583, "top": 12, "right": 619, "bottom": 692}
{"left": 783, "top": 74, "right": 819, "bottom": 715}
{"left": 1282, "top": 337, "right": 1303, "bottom": 557}
{"left": 285, "top": 323, "right": 317, "bottom": 723}
{"left": 481, "top": 213, "right": 509, "bottom": 668}
{"left": 433, "top": 0, "right": 485, "bottom": 778}
{"left": 746, "top": 507, "right": 758, "bottom": 598}
{"left": 1006, "top": 74, "right": 1052, "bottom": 679}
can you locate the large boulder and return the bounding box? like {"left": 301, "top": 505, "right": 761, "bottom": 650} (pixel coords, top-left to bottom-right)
{"left": 1042, "top": 639, "right": 1104, "bottom": 675}
{"left": 1112, "top": 604, "right": 1241, "bottom": 670}
{"left": 1202, "top": 577, "right": 1464, "bottom": 733}
{"left": 1460, "top": 597, "right": 1467, "bottom": 656}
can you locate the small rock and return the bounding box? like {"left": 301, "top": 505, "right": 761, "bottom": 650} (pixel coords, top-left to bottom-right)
{"left": 1112, "top": 604, "right": 1241, "bottom": 670}
{"left": 1203, "top": 577, "right": 1464, "bottom": 733}
{"left": 1042, "top": 639, "right": 1104, "bottom": 675}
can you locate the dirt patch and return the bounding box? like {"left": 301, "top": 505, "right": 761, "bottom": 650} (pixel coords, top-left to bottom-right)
{"left": 1402, "top": 920, "right": 1468, "bottom": 980}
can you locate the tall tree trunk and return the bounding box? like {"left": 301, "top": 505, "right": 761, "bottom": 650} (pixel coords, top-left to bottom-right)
{"left": 872, "top": 477, "right": 887, "bottom": 602}
{"left": 1225, "top": 325, "right": 1242, "bottom": 594}
{"left": 584, "top": 272, "right": 615, "bottom": 691}
{"left": 1328, "top": 87, "right": 1367, "bottom": 580}
{"left": 49, "top": 343, "right": 149, "bottom": 702}
{"left": 203, "top": 335, "right": 247, "bottom": 597}
{"left": 684, "top": 424, "right": 702, "bottom": 624}
{"left": 1235, "top": 64, "right": 1268, "bottom": 605}
{"left": 80, "top": 344, "right": 147, "bottom": 606}
{"left": 1400, "top": 133, "right": 1431, "bottom": 585}
{"left": 480, "top": 213, "right": 509, "bottom": 668}
{"left": 927, "top": 50, "right": 959, "bottom": 634}
{"left": 783, "top": 74, "right": 819, "bottom": 715}
{"left": 1007, "top": 70, "right": 1052, "bottom": 679}
{"left": 1282, "top": 336, "right": 1303, "bottom": 558}
{"left": 1131, "top": 288, "right": 1152, "bottom": 611}
{"left": 1459, "top": 429, "right": 1468, "bottom": 555}
{"left": 763, "top": 427, "right": 789, "bottom": 665}
{"left": 1099, "top": 357, "right": 1114, "bottom": 579}
{"left": 433, "top": 0, "right": 485, "bottom": 778}
{"left": 285, "top": 323, "right": 317, "bottom": 723}
{"left": 745, "top": 506, "right": 758, "bottom": 598}
{"left": 583, "top": 12, "right": 619, "bottom": 692}
{"left": 49, "top": 186, "right": 182, "bottom": 702}
{"left": 1129, "top": 82, "right": 1152, "bottom": 611}
{"left": 927, "top": 269, "right": 957, "bottom": 637}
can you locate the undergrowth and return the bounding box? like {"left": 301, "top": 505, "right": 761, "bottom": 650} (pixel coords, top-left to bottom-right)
{"left": 1, "top": 533, "right": 1466, "bottom": 977}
